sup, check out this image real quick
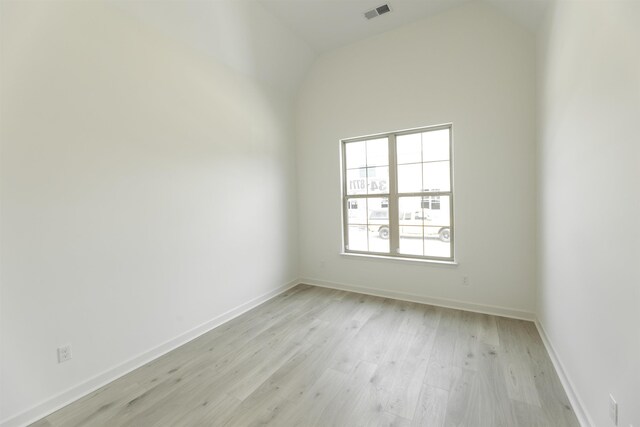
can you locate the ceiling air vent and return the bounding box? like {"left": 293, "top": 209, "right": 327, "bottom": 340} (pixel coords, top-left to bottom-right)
{"left": 364, "top": 4, "right": 391, "bottom": 20}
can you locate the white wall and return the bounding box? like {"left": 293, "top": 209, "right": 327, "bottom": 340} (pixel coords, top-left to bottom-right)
{"left": 537, "top": 2, "right": 640, "bottom": 426}
{"left": 296, "top": 2, "right": 538, "bottom": 316}
{"left": 0, "top": 1, "right": 313, "bottom": 424}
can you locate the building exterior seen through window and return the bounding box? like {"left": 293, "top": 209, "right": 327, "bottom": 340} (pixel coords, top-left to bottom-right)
{"left": 341, "top": 124, "right": 454, "bottom": 261}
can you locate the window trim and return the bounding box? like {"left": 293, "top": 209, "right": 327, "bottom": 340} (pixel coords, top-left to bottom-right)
{"left": 340, "top": 123, "right": 455, "bottom": 262}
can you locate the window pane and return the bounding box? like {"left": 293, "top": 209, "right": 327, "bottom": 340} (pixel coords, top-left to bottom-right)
{"left": 346, "top": 168, "right": 367, "bottom": 195}
{"left": 366, "top": 138, "right": 388, "bottom": 167}
{"left": 396, "top": 133, "right": 421, "bottom": 164}
{"left": 399, "top": 226, "right": 424, "bottom": 256}
{"left": 368, "top": 227, "right": 390, "bottom": 253}
{"left": 346, "top": 198, "right": 367, "bottom": 224}
{"left": 423, "top": 161, "right": 450, "bottom": 192}
{"left": 367, "top": 166, "right": 389, "bottom": 195}
{"left": 424, "top": 226, "right": 451, "bottom": 258}
{"left": 424, "top": 195, "right": 450, "bottom": 227}
{"left": 367, "top": 197, "right": 388, "bottom": 223}
{"left": 422, "top": 129, "right": 449, "bottom": 162}
{"left": 347, "top": 225, "right": 368, "bottom": 251}
{"left": 399, "top": 197, "right": 423, "bottom": 227}
{"left": 367, "top": 197, "right": 389, "bottom": 252}
{"left": 397, "top": 163, "right": 422, "bottom": 193}
{"left": 345, "top": 141, "right": 366, "bottom": 169}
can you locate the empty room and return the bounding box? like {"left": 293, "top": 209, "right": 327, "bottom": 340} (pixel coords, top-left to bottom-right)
{"left": 1, "top": 0, "right": 638, "bottom": 426}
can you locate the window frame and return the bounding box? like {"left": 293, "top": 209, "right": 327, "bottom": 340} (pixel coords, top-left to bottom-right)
{"left": 340, "top": 123, "right": 455, "bottom": 262}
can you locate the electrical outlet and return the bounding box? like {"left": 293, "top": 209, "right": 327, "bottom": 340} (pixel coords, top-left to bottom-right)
{"left": 462, "top": 276, "right": 470, "bottom": 286}
{"left": 609, "top": 394, "right": 618, "bottom": 425}
{"left": 57, "top": 344, "right": 72, "bottom": 363}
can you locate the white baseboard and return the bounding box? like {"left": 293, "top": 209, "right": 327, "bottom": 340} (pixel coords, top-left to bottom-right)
{"left": 0, "top": 279, "right": 299, "bottom": 427}
{"left": 300, "top": 277, "right": 535, "bottom": 321}
{"left": 535, "top": 320, "right": 594, "bottom": 427}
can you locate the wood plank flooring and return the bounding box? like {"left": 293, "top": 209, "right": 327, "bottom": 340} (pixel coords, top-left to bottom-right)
{"left": 31, "top": 285, "right": 580, "bottom": 426}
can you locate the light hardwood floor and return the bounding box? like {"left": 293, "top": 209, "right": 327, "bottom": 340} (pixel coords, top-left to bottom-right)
{"left": 32, "top": 285, "right": 580, "bottom": 426}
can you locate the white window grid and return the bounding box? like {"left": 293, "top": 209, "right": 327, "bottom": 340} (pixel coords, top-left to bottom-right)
{"left": 340, "top": 124, "right": 454, "bottom": 262}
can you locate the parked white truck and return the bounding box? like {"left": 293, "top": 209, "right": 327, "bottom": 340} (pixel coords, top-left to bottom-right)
{"left": 368, "top": 209, "right": 450, "bottom": 242}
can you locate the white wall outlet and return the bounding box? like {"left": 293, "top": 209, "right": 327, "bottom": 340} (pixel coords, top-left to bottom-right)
{"left": 462, "top": 276, "right": 470, "bottom": 286}
{"left": 57, "top": 344, "right": 72, "bottom": 363}
{"left": 609, "top": 394, "right": 618, "bottom": 425}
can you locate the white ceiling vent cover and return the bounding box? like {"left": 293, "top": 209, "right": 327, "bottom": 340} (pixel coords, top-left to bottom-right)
{"left": 364, "top": 4, "right": 391, "bottom": 20}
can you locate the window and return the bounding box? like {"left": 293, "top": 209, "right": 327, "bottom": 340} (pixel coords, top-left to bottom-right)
{"left": 422, "top": 193, "right": 441, "bottom": 210}
{"left": 341, "top": 124, "right": 454, "bottom": 261}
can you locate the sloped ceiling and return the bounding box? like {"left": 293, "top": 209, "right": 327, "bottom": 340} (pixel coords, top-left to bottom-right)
{"left": 259, "top": 0, "right": 551, "bottom": 52}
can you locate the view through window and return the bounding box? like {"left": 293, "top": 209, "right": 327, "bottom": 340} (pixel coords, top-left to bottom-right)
{"left": 341, "top": 124, "right": 454, "bottom": 261}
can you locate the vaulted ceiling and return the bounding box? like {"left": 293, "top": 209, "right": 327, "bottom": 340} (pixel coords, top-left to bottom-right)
{"left": 259, "top": 0, "right": 551, "bottom": 52}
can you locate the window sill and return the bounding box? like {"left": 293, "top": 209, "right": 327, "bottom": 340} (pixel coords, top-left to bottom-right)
{"left": 340, "top": 252, "right": 458, "bottom": 266}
